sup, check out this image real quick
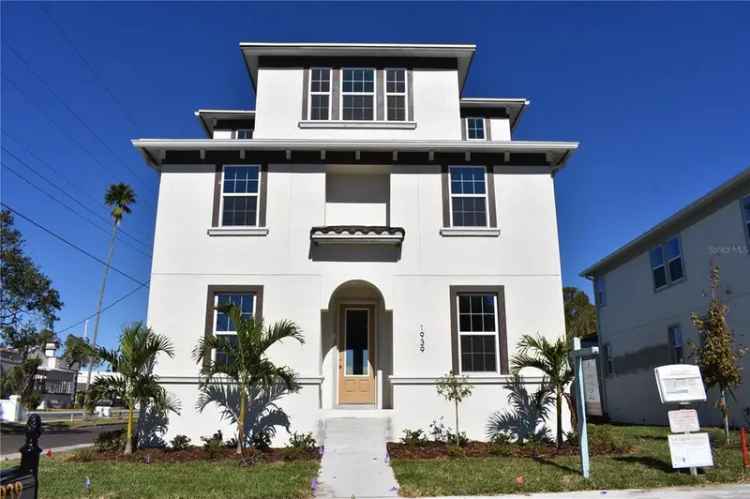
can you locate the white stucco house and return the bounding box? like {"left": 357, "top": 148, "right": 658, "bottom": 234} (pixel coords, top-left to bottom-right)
{"left": 582, "top": 167, "right": 750, "bottom": 428}
{"left": 132, "top": 42, "right": 579, "bottom": 445}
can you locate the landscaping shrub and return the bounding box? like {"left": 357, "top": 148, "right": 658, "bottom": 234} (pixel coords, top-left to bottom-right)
{"left": 201, "top": 430, "right": 225, "bottom": 459}
{"left": 446, "top": 429, "right": 468, "bottom": 447}
{"left": 489, "top": 442, "right": 513, "bottom": 456}
{"left": 170, "top": 434, "right": 191, "bottom": 451}
{"left": 225, "top": 437, "right": 238, "bottom": 449}
{"left": 401, "top": 429, "right": 427, "bottom": 446}
{"left": 429, "top": 418, "right": 449, "bottom": 443}
{"left": 288, "top": 431, "right": 317, "bottom": 451}
{"left": 251, "top": 428, "right": 273, "bottom": 450}
{"left": 446, "top": 445, "right": 465, "bottom": 458}
{"left": 95, "top": 429, "right": 125, "bottom": 452}
{"left": 282, "top": 447, "right": 309, "bottom": 461}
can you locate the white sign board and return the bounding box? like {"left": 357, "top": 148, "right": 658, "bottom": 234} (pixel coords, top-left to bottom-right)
{"left": 668, "top": 433, "right": 713, "bottom": 468}
{"left": 654, "top": 364, "right": 707, "bottom": 403}
{"left": 668, "top": 409, "right": 700, "bottom": 433}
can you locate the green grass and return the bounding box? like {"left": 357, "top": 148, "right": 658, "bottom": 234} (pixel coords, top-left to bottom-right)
{"left": 391, "top": 424, "right": 749, "bottom": 496}
{"left": 5, "top": 458, "right": 318, "bottom": 498}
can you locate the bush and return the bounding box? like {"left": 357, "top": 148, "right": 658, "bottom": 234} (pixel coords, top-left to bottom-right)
{"left": 489, "top": 442, "right": 514, "bottom": 456}
{"left": 251, "top": 428, "right": 272, "bottom": 450}
{"left": 170, "top": 435, "right": 191, "bottom": 451}
{"left": 282, "top": 447, "right": 310, "bottom": 461}
{"left": 288, "top": 431, "right": 317, "bottom": 451}
{"left": 446, "top": 429, "right": 468, "bottom": 447}
{"left": 95, "top": 429, "right": 125, "bottom": 452}
{"left": 400, "top": 428, "right": 427, "bottom": 446}
{"left": 429, "top": 418, "right": 449, "bottom": 443}
{"left": 201, "top": 430, "right": 225, "bottom": 459}
{"left": 565, "top": 431, "right": 579, "bottom": 447}
{"left": 490, "top": 431, "right": 512, "bottom": 445}
{"left": 446, "top": 445, "right": 465, "bottom": 458}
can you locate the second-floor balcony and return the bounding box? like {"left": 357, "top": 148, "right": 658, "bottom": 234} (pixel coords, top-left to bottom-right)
{"left": 310, "top": 225, "right": 405, "bottom": 245}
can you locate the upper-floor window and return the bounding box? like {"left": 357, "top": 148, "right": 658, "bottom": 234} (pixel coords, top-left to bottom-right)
{"left": 213, "top": 292, "right": 255, "bottom": 365}
{"left": 742, "top": 195, "right": 750, "bottom": 245}
{"left": 466, "top": 117, "right": 486, "bottom": 140}
{"left": 342, "top": 68, "right": 375, "bottom": 120}
{"left": 649, "top": 236, "right": 684, "bottom": 290}
{"left": 456, "top": 293, "right": 499, "bottom": 373}
{"left": 594, "top": 276, "right": 607, "bottom": 307}
{"left": 309, "top": 68, "right": 331, "bottom": 120}
{"left": 221, "top": 165, "right": 260, "bottom": 227}
{"left": 385, "top": 68, "right": 407, "bottom": 121}
{"left": 236, "top": 129, "right": 253, "bottom": 139}
{"left": 667, "top": 324, "right": 684, "bottom": 363}
{"left": 449, "top": 166, "right": 488, "bottom": 227}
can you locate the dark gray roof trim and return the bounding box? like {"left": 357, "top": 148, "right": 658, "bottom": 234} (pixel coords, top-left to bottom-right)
{"left": 195, "top": 109, "right": 256, "bottom": 136}
{"left": 581, "top": 166, "right": 750, "bottom": 278}
{"left": 460, "top": 98, "right": 529, "bottom": 130}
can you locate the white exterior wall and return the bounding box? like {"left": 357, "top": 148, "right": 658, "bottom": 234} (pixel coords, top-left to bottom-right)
{"left": 147, "top": 162, "right": 568, "bottom": 445}
{"left": 489, "top": 118, "right": 511, "bottom": 141}
{"left": 597, "top": 197, "right": 750, "bottom": 427}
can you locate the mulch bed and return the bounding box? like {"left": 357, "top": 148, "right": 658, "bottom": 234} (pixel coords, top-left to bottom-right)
{"left": 68, "top": 447, "right": 320, "bottom": 464}
{"left": 386, "top": 440, "right": 633, "bottom": 460}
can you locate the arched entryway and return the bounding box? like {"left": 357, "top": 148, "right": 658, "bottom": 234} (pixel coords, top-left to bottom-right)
{"left": 321, "top": 280, "right": 393, "bottom": 409}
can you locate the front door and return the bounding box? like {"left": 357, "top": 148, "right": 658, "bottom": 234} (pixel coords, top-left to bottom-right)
{"left": 338, "top": 307, "right": 374, "bottom": 404}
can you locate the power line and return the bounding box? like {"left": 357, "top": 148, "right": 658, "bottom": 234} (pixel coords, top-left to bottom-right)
{"left": 1, "top": 202, "right": 149, "bottom": 287}
{"left": 3, "top": 45, "right": 156, "bottom": 196}
{"left": 2, "top": 144, "right": 153, "bottom": 252}
{"left": 55, "top": 284, "right": 148, "bottom": 335}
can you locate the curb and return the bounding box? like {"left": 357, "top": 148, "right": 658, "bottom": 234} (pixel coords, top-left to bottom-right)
{"left": 1, "top": 443, "right": 93, "bottom": 461}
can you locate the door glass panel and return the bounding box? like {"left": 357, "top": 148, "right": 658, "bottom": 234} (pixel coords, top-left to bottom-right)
{"left": 345, "top": 309, "right": 368, "bottom": 375}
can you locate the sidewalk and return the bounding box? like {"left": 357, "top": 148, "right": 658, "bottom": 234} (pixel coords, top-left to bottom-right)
{"left": 406, "top": 484, "right": 750, "bottom": 499}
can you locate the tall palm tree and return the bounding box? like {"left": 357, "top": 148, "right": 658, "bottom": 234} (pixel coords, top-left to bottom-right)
{"left": 89, "top": 322, "right": 177, "bottom": 454}
{"left": 511, "top": 334, "right": 574, "bottom": 448}
{"left": 193, "top": 305, "right": 304, "bottom": 455}
{"left": 84, "top": 183, "right": 136, "bottom": 408}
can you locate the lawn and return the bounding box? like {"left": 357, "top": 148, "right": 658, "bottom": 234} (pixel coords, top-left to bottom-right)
{"left": 390, "top": 424, "right": 749, "bottom": 497}
{"left": 4, "top": 458, "right": 319, "bottom": 499}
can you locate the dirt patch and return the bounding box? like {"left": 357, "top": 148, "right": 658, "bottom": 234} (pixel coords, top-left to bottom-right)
{"left": 386, "top": 440, "right": 632, "bottom": 460}
{"left": 68, "top": 446, "right": 320, "bottom": 464}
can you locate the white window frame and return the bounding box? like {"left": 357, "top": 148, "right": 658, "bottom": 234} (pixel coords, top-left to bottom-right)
{"left": 456, "top": 293, "right": 501, "bottom": 375}
{"left": 220, "top": 165, "right": 261, "bottom": 228}
{"left": 385, "top": 67, "right": 407, "bottom": 122}
{"left": 448, "top": 165, "right": 490, "bottom": 228}
{"left": 465, "top": 117, "right": 486, "bottom": 141}
{"left": 343, "top": 307, "right": 370, "bottom": 377}
{"left": 341, "top": 67, "right": 376, "bottom": 121}
{"left": 211, "top": 292, "right": 256, "bottom": 363}
{"left": 308, "top": 67, "right": 332, "bottom": 121}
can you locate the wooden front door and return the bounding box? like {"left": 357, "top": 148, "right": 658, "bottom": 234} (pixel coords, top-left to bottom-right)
{"left": 338, "top": 307, "right": 375, "bottom": 404}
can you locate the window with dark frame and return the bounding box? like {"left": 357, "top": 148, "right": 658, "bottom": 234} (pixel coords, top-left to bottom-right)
{"left": 743, "top": 195, "right": 750, "bottom": 245}
{"left": 385, "top": 69, "right": 406, "bottom": 121}
{"left": 667, "top": 324, "right": 684, "bottom": 363}
{"left": 213, "top": 292, "right": 255, "bottom": 365}
{"left": 466, "top": 117, "right": 486, "bottom": 140}
{"left": 449, "top": 166, "right": 488, "bottom": 227}
{"left": 309, "top": 68, "right": 331, "bottom": 120}
{"left": 221, "top": 165, "right": 259, "bottom": 227}
{"left": 457, "top": 293, "right": 499, "bottom": 373}
{"left": 649, "top": 236, "right": 684, "bottom": 290}
{"left": 603, "top": 343, "right": 614, "bottom": 376}
{"left": 342, "top": 68, "right": 374, "bottom": 120}
{"left": 594, "top": 276, "right": 607, "bottom": 307}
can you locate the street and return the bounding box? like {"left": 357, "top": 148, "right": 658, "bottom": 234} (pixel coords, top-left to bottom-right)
{"left": 1, "top": 423, "right": 124, "bottom": 456}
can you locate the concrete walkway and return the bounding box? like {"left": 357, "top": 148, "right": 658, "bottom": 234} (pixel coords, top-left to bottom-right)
{"left": 316, "top": 417, "right": 400, "bottom": 498}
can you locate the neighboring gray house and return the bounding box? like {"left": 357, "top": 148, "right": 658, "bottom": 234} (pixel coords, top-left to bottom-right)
{"left": 581, "top": 167, "right": 750, "bottom": 427}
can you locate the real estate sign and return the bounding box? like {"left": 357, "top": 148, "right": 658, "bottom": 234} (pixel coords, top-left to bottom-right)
{"left": 668, "top": 409, "right": 700, "bottom": 434}
{"left": 654, "top": 364, "right": 707, "bottom": 404}
{"left": 667, "top": 433, "right": 714, "bottom": 468}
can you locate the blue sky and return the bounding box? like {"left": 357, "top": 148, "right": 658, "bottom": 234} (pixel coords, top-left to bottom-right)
{"left": 2, "top": 2, "right": 749, "bottom": 350}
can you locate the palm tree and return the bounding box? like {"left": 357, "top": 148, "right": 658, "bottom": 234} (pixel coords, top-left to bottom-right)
{"left": 89, "top": 322, "right": 177, "bottom": 454}
{"left": 193, "top": 304, "right": 304, "bottom": 455}
{"left": 511, "top": 334, "right": 573, "bottom": 448}
{"left": 84, "top": 183, "right": 136, "bottom": 408}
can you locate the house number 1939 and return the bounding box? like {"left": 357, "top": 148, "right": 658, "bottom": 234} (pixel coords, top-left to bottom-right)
{"left": 419, "top": 324, "right": 425, "bottom": 352}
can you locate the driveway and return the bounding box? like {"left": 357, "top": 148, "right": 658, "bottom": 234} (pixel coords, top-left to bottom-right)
{"left": 1, "top": 423, "right": 124, "bottom": 456}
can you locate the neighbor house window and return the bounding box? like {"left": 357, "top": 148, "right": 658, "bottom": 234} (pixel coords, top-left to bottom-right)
{"left": 602, "top": 343, "right": 614, "bottom": 376}
{"left": 742, "top": 195, "right": 750, "bottom": 245}
{"left": 466, "top": 117, "right": 486, "bottom": 140}
{"left": 213, "top": 292, "right": 255, "bottom": 365}
{"left": 594, "top": 276, "right": 607, "bottom": 307}
{"left": 235, "top": 129, "right": 253, "bottom": 139}
{"left": 449, "top": 166, "right": 488, "bottom": 227}
{"left": 649, "top": 236, "right": 684, "bottom": 290}
{"left": 342, "top": 68, "right": 374, "bottom": 120}
{"left": 457, "top": 294, "right": 499, "bottom": 373}
{"left": 385, "top": 68, "right": 407, "bottom": 121}
{"left": 667, "top": 324, "right": 684, "bottom": 364}
{"left": 221, "top": 165, "right": 259, "bottom": 226}
{"left": 309, "top": 67, "right": 331, "bottom": 120}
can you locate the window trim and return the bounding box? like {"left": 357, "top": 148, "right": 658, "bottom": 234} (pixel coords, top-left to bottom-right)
{"left": 203, "top": 285, "right": 264, "bottom": 368}
{"left": 384, "top": 67, "right": 408, "bottom": 122}
{"left": 456, "top": 293, "right": 501, "bottom": 374}
{"left": 667, "top": 323, "right": 684, "bottom": 364}
{"left": 219, "top": 165, "right": 261, "bottom": 228}
{"left": 650, "top": 235, "right": 686, "bottom": 292}
{"left": 448, "top": 165, "right": 490, "bottom": 228}
{"left": 449, "top": 285, "right": 509, "bottom": 375}
{"left": 465, "top": 117, "right": 487, "bottom": 141}
{"left": 211, "top": 164, "right": 268, "bottom": 230}
{"left": 308, "top": 67, "right": 332, "bottom": 121}
{"left": 340, "top": 67, "right": 376, "bottom": 121}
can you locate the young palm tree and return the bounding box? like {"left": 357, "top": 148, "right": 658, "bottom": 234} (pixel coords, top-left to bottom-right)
{"left": 193, "top": 304, "right": 304, "bottom": 455}
{"left": 511, "top": 334, "right": 573, "bottom": 448}
{"left": 89, "top": 322, "right": 177, "bottom": 454}
{"left": 84, "top": 183, "right": 137, "bottom": 408}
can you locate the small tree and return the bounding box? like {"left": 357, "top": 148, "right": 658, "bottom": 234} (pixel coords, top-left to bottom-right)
{"left": 690, "top": 266, "right": 746, "bottom": 442}
{"left": 436, "top": 371, "right": 473, "bottom": 446}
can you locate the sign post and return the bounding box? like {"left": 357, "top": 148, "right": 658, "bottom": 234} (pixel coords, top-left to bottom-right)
{"left": 571, "top": 337, "right": 599, "bottom": 479}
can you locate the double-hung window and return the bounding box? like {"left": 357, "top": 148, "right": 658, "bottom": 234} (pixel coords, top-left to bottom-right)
{"left": 457, "top": 294, "right": 499, "bottom": 373}
{"left": 594, "top": 276, "right": 607, "bottom": 307}
{"left": 221, "top": 165, "right": 260, "bottom": 227}
{"left": 449, "top": 166, "right": 488, "bottom": 227}
{"left": 342, "top": 68, "right": 375, "bottom": 120}
{"left": 649, "top": 236, "right": 684, "bottom": 290}
{"left": 742, "top": 195, "right": 750, "bottom": 245}
{"left": 466, "top": 117, "right": 486, "bottom": 140}
{"left": 385, "top": 68, "right": 407, "bottom": 121}
{"left": 667, "top": 324, "right": 684, "bottom": 363}
{"left": 213, "top": 292, "right": 255, "bottom": 365}
{"left": 309, "top": 68, "right": 331, "bottom": 120}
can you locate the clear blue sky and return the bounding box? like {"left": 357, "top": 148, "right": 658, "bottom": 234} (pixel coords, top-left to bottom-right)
{"left": 2, "top": 2, "right": 749, "bottom": 350}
